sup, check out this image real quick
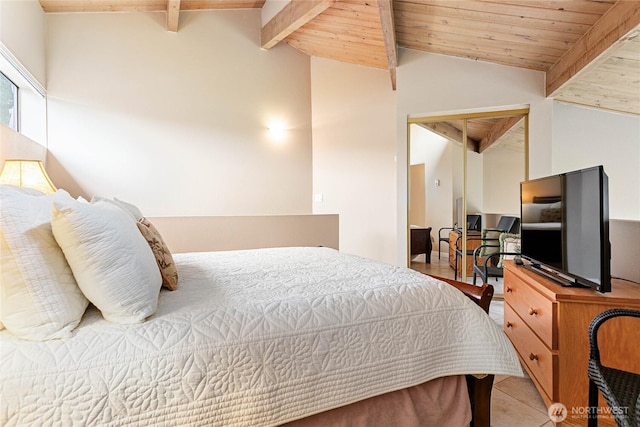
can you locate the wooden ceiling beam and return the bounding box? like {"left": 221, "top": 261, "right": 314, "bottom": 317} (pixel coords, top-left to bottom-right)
{"left": 546, "top": 0, "right": 640, "bottom": 96}
{"left": 418, "top": 122, "right": 479, "bottom": 153}
{"left": 478, "top": 116, "right": 522, "bottom": 153}
{"left": 377, "top": 0, "right": 397, "bottom": 90}
{"left": 261, "top": 0, "right": 336, "bottom": 50}
{"left": 167, "top": 0, "right": 181, "bottom": 32}
{"left": 182, "top": 1, "right": 265, "bottom": 9}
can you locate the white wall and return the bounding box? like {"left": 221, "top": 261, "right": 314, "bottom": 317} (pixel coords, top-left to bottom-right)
{"left": 409, "top": 125, "right": 455, "bottom": 258}
{"left": 0, "top": 124, "right": 46, "bottom": 165}
{"left": 0, "top": 0, "right": 47, "bottom": 146}
{"left": 45, "top": 10, "right": 313, "bottom": 216}
{"left": 396, "top": 48, "right": 552, "bottom": 265}
{"left": 409, "top": 125, "right": 483, "bottom": 229}
{"left": 466, "top": 148, "right": 483, "bottom": 214}
{"left": 409, "top": 125, "right": 452, "bottom": 229}
{"left": 552, "top": 102, "right": 640, "bottom": 220}
{"left": 311, "top": 57, "right": 397, "bottom": 263}
{"left": 482, "top": 146, "right": 524, "bottom": 216}
{"left": 0, "top": 0, "right": 45, "bottom": 85}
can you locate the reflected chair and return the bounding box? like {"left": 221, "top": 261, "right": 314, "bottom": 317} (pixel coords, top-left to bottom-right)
{"left": 466, "top": 214, "right": 481, "bottom": 231}
{"left": 438, "top": 214, "right": 481, "bottom": 259}
{"left": 471, "top": 246, "right": 521, "bottom": 285}
{"left": 493, "top": 215, "right": 520, "bottom": 234}
{"left": 587, "top": 308, "right": 640, "bottom": 427}
{"left": 454, "top": 216, "right": 520, "bottom": 282}
{"left": 471, "top": 216, "right": 521, "bottom": 284}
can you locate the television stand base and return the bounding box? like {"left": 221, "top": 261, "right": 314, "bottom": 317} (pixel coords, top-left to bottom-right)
{"left": 524, "top": 264, "right": 590, "bottom": 289}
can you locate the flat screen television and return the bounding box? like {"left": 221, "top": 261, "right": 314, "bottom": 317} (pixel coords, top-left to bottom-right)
{"left": 520, "top": 165, "right": 611, "bottom": 293}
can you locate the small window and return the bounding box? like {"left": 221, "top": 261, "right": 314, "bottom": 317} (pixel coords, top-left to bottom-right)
{"left": 0, "top": 71, "right": 19, "bottom": 131}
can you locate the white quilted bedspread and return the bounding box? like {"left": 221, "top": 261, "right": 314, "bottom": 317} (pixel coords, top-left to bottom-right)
{"left": 1, "top": 247, "right": 522, "bottom": 426}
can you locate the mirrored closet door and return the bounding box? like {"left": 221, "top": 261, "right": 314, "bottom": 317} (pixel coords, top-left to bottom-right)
{"left": 408, "top": 108, "right": 529, "bottom": 296}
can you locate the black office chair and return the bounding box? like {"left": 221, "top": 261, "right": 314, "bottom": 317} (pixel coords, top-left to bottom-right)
{"left": 437, "top": 227, "right": 453, "bottom": 260}
{"left": 438, "top": 215, "right": 482, "bottom": 259}
{"left": 494, "top": 215, "right": 520, "bottom": 234}
{"left": 466, "top": 214, "right": 481, "bottom": 231}
{"left": 455, "top": 216, "right": 520, "bottom": 282}
{"left": 587, "top": 308, "right": 640, "bottom": 427}
{"left": 471, "top": 247, "right": 521, "bottom": 285}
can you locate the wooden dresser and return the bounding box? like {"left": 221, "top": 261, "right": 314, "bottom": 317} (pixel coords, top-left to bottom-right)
{"left": 503, "top": 261, "right": 640, "bottom": 426}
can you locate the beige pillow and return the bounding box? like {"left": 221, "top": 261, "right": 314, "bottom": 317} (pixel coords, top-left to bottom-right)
{"left": 540, "top": 208, "right": 562, "bottom": 223}
{"left": 137, "top": 217, "right": 179, "bottom": 291}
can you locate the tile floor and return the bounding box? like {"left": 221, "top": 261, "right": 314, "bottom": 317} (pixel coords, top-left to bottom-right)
{"left": 411, "top": 253, "right": 555, "bottom": 427}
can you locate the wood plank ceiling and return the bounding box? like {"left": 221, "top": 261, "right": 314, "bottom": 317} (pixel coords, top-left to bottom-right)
{"left": 39, "top": 0, "right": 640, "bottom": 149}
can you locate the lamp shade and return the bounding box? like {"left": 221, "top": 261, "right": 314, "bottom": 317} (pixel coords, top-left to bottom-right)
{"left": 0, "top": 160, "right": 57, "bottom": 194}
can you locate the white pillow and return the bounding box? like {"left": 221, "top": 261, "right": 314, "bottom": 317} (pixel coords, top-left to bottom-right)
{"left": 0, "top": 185, "right": 89, "bottom": 340}
{"left": 90, "top": 196, "right": 143, "bottom": 221}
{"left": 51, "top": 198, "right": 162, "bottom": 324}
{"left": 114, "top": 197, "right": 143, "bottom": 220}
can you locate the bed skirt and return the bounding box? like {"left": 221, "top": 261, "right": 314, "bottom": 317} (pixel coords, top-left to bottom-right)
{"left": 281, "top": 375, "right": 471, "bottom": 427}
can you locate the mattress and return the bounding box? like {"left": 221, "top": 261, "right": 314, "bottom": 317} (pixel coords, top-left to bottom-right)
{"left": 1, "top": 247, "right": 522, "bottom": 426}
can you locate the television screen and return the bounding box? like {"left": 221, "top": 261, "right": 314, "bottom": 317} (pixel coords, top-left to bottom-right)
{"left": 520, "top": 166, "right": 610, "bottom": 293}
{"left": 520, "top": 175, "right": 563, "bottom": 269}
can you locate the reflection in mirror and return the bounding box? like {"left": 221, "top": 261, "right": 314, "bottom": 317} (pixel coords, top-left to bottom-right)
{"left": 408, "top": 110, "right": 528, "bottom": 296}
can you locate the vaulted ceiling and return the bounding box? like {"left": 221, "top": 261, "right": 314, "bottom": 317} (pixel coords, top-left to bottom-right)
{"left": 38, "top": 0, "right": 639, "bottom": 150}
{"left": 39, "top": 0, "right": 640, "bottom": 118}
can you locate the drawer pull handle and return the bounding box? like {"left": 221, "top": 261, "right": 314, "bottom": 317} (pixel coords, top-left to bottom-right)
{"left": 528, "top": 308, "right": 538, "bottom": 316}
{"left": 529, "top": 353, "right": 538, "bottom": 361}
{"left": 506, "top": 287, "right": 513, "bottom": 293}
{"left": 506, "top": 322, "right": 513, "bottom": 328}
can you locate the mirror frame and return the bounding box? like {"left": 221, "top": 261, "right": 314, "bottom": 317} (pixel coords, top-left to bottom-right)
{"left": 407, "top": 107, "right": 530, "bottom": 283}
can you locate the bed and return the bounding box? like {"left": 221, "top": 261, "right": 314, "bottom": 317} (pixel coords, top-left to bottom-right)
{"left": 0, "top": 186, "right": 523, "bottom": 426}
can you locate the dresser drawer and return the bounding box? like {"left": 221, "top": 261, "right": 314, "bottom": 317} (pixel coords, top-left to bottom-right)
{"left": 504, "top": 303, "right": 556, "bottom": 401}
{"left": 504, "top": 269, "right": 556, "bottom": 348}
